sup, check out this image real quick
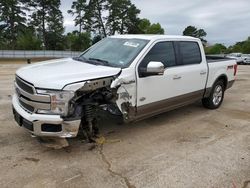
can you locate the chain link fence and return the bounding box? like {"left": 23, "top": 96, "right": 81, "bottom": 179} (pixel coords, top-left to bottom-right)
{"left": 0, "top": 50, "right": 82, "bottom": 58}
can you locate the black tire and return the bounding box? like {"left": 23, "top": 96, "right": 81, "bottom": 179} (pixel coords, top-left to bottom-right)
{"left": 202, "top": 80, "right": 225, "bottom": 109}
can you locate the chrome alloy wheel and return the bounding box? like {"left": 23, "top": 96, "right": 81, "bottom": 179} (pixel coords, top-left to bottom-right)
{"left": 213, "top": 85, "right": 223, "bottom": 106}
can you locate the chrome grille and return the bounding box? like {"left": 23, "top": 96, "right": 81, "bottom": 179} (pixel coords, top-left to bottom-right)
{"left": 15, "top": 76, "right": 51, "bottom": 113}
{"left": 15, "top": 76, "right": 34, "bottom": 94}
{"left": 19, "top": 99, "right": 35, "bottom": 112}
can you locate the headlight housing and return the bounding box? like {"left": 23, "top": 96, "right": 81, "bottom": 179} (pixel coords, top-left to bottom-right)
{"left": 36, "top": 89, "right": 75, "bottom": 116}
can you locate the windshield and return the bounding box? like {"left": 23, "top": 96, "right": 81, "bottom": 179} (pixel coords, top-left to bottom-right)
{"left": 78, "top": 37, "right": 149, "bottom": 68}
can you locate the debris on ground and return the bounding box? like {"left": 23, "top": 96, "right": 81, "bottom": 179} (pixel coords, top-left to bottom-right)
{"left": 38, "top": 137, "right": 69, "bottom": 149}
{"left": 94, "top": 136, "right": 121, "bottom": 146}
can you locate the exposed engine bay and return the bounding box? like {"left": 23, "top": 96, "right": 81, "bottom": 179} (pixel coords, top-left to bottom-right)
{"left": 65, "top": 75, "right": 130, "bottom": 141}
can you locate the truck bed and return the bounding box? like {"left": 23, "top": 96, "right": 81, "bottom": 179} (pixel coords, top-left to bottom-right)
{"left": 206, "top": 56, "right": 236, "bottom": 90}
{"left": 206, "top": 55, "right": 231, "bottom": 63}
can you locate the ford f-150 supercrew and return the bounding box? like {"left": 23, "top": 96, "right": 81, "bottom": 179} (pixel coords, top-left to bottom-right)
{"left": 12, "top": 35, "right": 237, "bottom": 140}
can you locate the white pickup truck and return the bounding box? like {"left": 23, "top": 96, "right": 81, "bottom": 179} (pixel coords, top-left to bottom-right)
{"left": 12, "top": 35, "right": 237, "bottom": 139}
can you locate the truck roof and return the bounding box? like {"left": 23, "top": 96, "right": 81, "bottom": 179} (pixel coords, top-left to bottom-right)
{"left": 110, "top": 34, "right": 198, "bottom": 41}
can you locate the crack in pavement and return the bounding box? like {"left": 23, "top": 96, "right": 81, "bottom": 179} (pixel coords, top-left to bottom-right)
{"left": 98, "top": 145, "right": 136, "bottom": 188}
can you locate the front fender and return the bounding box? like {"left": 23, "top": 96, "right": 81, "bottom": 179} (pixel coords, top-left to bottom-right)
{"left": 111, "top": 70, "right": 137, "bottom": 122}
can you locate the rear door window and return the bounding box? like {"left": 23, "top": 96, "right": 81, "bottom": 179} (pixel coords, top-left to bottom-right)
{"left": 179, "top": 42, "right": 202, "bottom": 65}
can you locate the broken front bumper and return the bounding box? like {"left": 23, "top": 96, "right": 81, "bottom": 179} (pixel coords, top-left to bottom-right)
{"left": 12, "top": 94, "right": 81, "bottom": 138}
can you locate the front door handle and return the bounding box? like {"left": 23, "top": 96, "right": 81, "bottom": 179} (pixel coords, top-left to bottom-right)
{"left": 200, "top": 71, "right": 207, "bottom": 75}
{"left": 173, "top": 75, "right": 182, "bottom": 80}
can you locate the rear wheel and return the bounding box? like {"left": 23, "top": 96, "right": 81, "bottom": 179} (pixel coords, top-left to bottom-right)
{"left": 202, "top": 80, "right": 225, "bottom": 109}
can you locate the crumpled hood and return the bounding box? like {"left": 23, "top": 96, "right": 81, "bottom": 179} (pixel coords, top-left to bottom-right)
{"left": 16, "top": 58, "right": 121, "bottom": 89}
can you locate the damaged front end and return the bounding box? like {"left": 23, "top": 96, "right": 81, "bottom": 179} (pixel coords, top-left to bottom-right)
{"left": 110, "top": 74, "right": 137, "bottom": 122}
{"left": 64, "top": 71, "right": 137, "bottom": 141}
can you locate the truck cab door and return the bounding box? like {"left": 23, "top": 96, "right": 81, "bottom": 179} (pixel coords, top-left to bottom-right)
{"left": 136, "top": 40, "right": 207, "bottom": 120}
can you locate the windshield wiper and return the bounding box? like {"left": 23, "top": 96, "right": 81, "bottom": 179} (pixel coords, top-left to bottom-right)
{"left": 73, "top": 56, "right": 110, "bottom": 66}
{"left": 73, "top": 56, "right": 86, "bottom": 62}
{"left": 73, "top": 56, "right": 99, "bottom": 65}
{"left": 88, "top": 58, "right": 109, "bottom": 65}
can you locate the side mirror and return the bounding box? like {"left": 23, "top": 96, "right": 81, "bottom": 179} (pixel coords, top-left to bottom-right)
{"left": 146, "top": 61, "right": 164, "bottom": 75}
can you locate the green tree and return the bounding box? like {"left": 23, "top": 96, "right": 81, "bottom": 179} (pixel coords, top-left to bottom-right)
{"left": 68, "top": 0, "right": 165, "bottom": 38}
{"left": 16, "top": 27, "right": 42, "bottom": 50}
{"left": 183, "top": 25, "right": 207, "bottom": 42}
{"left": 66, "top": 31, "right": 91, "bottom": 51}
{"left": 227, "top": 37, "right": 250, "bottom": 54}
{"left": 89, "top": 0, "right": 107, "bottom": 37}
{"left": 147, "top": 23, "right": 164, "bottom": 34}
{"left": 46, "top": 4, "right": 65, "bottom": 50}
{"left": 67, "top": 0, "right": 87, "bottom": 33}
{"left": 0, "top": 25, "right": 7, "bottom": 49}
{"left": 205, "top": 43, "right": 227, "bottom": 54}
{"left": 29, "top": 0, "right": 64, "bottom": 50}
{"left": 242, "top": 40, "right": 250, "bottom": 54}
{"left": 0, "top": 0, "right": 28, "bottom": 49}
{"left": 137, "top": 18, "right": 151, "bottom": 33}
{"left": 106, "top": 0, "right": 140, "bottom": 35}
{"left": 92, "top": 35, "right": 102, "bottom": 44}
{"left": 232, "top": 42, "right": 243, "bottom": 53}
{"left": 137, "top": 18, "right": 165, "bottom": 34}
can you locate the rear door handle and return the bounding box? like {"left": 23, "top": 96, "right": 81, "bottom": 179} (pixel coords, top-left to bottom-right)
{"left": 200, "top": 71, "right": 207, "bottom": 75}
{"left": 173, "top": 75, "right": 182, "bottom": 80}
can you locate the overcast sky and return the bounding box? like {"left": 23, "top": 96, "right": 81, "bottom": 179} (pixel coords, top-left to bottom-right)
{"left": 61, "top": 0, "right": 250, "bottom": 46}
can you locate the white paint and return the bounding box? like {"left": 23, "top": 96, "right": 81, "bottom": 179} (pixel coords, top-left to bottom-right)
{"left": 13, "top": 35, "right": 237, "bottom": 126}
{"left": 63, "top": 81, "right": 86, "bottom": 91}
{"left": 16, "top": 58, "right": 121, "bottom": 89}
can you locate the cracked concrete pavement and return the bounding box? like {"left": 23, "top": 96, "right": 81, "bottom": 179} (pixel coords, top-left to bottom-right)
{"left": 0, "top": 63, "right": 249, "bottom": 188}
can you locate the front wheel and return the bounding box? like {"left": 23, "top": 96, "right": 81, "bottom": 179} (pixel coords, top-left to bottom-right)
{"left": 202, "top": 80, "right": 225, "bottom": 109}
